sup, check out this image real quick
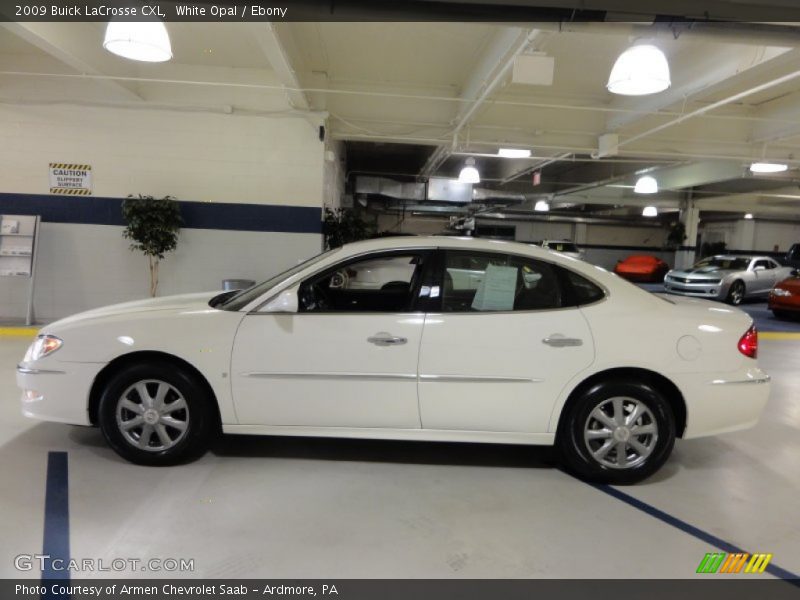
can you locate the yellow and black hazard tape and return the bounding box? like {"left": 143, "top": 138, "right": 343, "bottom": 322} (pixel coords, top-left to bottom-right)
{"left": 49, "top": 163, "right": 92, "bottom": 171}
{"left": 50, "top": 188, "right": 91, "bottom": 195}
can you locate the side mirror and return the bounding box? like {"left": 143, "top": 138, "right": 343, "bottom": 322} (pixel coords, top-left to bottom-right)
{"left": 260, "top": 286, "right": 299, "bottom": 313}
{"left": 753, "top": 265, "right": 766, "bottom": 272}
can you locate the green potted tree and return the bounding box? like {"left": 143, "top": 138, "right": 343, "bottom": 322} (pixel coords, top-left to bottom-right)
{"left": 322, "top": 207, "right": 374, "bottom": 249}
{"left": 121, "top": 195, "right": 182, "bottom": 297}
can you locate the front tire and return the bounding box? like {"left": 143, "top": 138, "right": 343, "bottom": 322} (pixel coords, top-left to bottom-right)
{"left": 98, "top": 362, "right": 216, "bottom": 466}
{"left": 557, "top": 380, "right": 676, "bottom": 484}
{"left": 726, "top": 280, "right": 745, "bottom": 305}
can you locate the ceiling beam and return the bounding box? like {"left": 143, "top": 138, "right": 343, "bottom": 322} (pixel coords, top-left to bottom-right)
{"left": 250, "top": 23, "right": 310, "bottom": 111}
{"left": 0, "top": 22, "right": 142, "bottom": 102}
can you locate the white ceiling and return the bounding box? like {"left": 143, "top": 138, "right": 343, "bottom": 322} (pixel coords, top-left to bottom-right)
{"left": 2, "top": 20, "right": 800, "bottom": 215}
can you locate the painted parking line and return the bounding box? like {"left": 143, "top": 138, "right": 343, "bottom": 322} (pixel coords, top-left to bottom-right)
{"left": 760, "top": 332, "right": 800, "bottom": 340}
{"left": 42, "top": 452, "right": 70, "bottom": 592}
{"left": 0, "top": 327, "right": 38, "bottom": 337}
{"left": 590, "top": 482, "right": 800, "bottom": 584}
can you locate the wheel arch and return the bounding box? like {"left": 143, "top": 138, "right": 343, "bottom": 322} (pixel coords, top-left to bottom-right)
{"left": 555, "top": 367, "right": 687, "bottom": 440}
{"left": 88, "top": 350, "right": 222, "bottom": 431}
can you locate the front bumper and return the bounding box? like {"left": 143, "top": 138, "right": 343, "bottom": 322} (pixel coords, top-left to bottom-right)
{"left": 16, "top": 362, "right": 103, "bottom": 425}
{"left": 663, "top": 278, "right": 724, "bottom": 300}
{"left": 678, "top": 366, "right": 771, "bottom": 439}
{"left": 768, "top": 294, "right": 800, "bottom": 312}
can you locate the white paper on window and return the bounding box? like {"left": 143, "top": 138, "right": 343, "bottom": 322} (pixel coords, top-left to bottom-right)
{"left": 471, "top": 264, "right": 518, "bottom": 311}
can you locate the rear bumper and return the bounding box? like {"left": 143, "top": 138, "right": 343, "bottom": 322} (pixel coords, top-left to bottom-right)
{"left": 16, "top": 362, "right": 102, "bottom": 425}
{"left": 678, "top": 366, "right": 770, "bottom": 439}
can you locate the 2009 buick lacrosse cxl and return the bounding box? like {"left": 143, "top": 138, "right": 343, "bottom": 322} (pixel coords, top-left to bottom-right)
{"left": 17, "top": 236, "right": 769, "bottom": 484}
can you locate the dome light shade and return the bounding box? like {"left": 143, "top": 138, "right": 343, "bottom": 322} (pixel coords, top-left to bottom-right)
{"left": 749, "top": 162, "right": 788, "bottom": 173}
{"left": 642, "top": 206, "right": 658, "bottom": 217}
{"left": 607, "top": 44, "right": 670, "bottom": 96}
{"left": 458, "top": 157, "right": 480, "bottom": 184}
{"left": 534, "top": 200, "right": 550, "bottom": 212}
{"left": 744, "top": 213, "right": 754, "bottom": 220}
{"left": 634, "top": 175, "right": 658, "bottom": 194}
{"left": 104, "top": 21, "right": 172, "bottom": 62}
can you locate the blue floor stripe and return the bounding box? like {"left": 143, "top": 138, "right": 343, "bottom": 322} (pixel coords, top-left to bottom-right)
{"left": 42, "top": 452, "right": 70, "bottom": 593}
{"left": 592, "top": 483, "right": 800, "bottom": 583}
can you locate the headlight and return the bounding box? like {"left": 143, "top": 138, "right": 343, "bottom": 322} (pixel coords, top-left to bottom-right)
{"left": 23, "top": 335, "right": 63, "bottom": 362}
{"left": 772, "top": 288, "right": 793, "bottom": 297}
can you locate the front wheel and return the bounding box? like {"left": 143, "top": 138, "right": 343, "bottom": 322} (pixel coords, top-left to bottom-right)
{"left": 98, "top": 362, "right": 217, "bottom": 466}
{"left": 557, "top": 380, "right": 676, "bottom": 484}
{"left": 726, "top": 280, "right": 745, "bottom": 305}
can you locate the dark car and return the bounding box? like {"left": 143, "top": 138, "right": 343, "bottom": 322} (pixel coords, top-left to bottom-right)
{"left": 786, "top": 244, "right": 800, "bottom": 269}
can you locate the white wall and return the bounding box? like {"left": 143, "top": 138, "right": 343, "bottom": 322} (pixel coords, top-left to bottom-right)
{"left": 0, "top": 103, "right": 326, "bottom": 321}
{"left": 701, "top": 218, "right": 800, "bottom": 253}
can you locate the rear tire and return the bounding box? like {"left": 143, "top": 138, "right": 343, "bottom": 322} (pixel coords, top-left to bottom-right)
{"left": 726, "top": 280, "right": 745, "bottom": 305}
{"left": 557, "top": 380, "right": 676, "bottom": 485}
{"left": 98, "top": 361, "right": 216, "bottom": 466}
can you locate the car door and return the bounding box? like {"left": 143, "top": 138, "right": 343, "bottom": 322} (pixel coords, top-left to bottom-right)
{"left": 752, "top": 259, "right": 777, "bottom": 293}
{"left": 230, "top": 250, "right": 432, "bottom": 428}
{"left": 417, "top": 249, "right": 596, "bottom": 433}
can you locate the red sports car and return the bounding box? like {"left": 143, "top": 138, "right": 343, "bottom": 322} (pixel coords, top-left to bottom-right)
{"left": 614, "top": 255, "right": 670, "bottom": 283}
{"left": 769, "top": 273, "right": 800, "bottom": 319}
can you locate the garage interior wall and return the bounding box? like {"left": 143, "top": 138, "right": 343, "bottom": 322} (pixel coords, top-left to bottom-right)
{"left": 702, "top": 219, "right": 800, "bottom": 254}
{"left": 0, "top": 104, "right": 327, "bottom": 321}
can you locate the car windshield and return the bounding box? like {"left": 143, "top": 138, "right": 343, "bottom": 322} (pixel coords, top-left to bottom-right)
{"left": 218, "top": 248, "right": 340, "bottom": 311}
{"left": 693, "top": 257, "right": 750, "bottom": 271}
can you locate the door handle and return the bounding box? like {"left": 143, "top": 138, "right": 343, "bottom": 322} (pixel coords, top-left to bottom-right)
{"left": 542, "top": 335, "right": 583, "bottom": 348}
{"left": 367, "top": 332, "right": 408, "bottom": 346}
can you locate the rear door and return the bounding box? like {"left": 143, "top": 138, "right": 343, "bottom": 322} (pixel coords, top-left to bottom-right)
{"left": 417, "top": 249, "right": 596, "bottom": 433}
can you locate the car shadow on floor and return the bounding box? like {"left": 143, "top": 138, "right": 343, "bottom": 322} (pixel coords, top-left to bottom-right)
{"left": 211, "top": 434, "right": 558, "bottom": 470}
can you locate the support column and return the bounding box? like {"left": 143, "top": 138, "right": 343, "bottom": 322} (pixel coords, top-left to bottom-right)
{"left": 675, "top": 194, "right": 700, "bottom": 270}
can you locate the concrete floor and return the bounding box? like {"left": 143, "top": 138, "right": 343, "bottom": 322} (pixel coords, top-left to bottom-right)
{"left": 1, "top": 335, "right": 798, "bottom": 580}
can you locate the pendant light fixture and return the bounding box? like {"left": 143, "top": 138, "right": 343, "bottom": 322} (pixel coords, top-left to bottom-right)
{"left": 642, "top": 206, "right": 658, "bottom": 217}
{"left": 534, "top": 200, "right": 550, "bottom": 212}
{"left": 634, "top": 175, "right": 659, "bottom": 194}
{"left": 458, "top": 157, "right": 480, "bottom": 184}
{"left": 104, "top": 21, "right": 173, "bottom": 62}
{"left": 607, "top": 43, "right": 670, "bottom": 96}
{"left": 749, "top": 162, "right": 788, "bottom": 174}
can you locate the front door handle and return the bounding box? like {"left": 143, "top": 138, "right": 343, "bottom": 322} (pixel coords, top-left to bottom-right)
{"left": 542, "top": 335, "right": 583, "bottom": 348}
{"left": 368, "top": 332, "right": 408, "bottom": 346}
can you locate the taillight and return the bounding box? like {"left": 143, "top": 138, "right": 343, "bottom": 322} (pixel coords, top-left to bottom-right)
{"left": 738, "top": 325, "right": 758, "bottom": 359}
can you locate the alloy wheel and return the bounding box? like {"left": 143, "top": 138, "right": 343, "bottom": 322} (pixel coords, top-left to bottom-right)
{"left": 116, "top": 379, "right": 190, "bottom": 452}
{"left": 583, "top": 396, "right": 658, "bottom": 470}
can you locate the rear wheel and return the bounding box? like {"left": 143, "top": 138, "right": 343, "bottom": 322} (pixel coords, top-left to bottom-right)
{"left": 98, "top": 362, "right": 216, "bottom": 465}
{"left": 726, "top": 280, "right": 745, "bottom": 305}
{"left": 557, "top": 380, "right": 676, "bottom": 484}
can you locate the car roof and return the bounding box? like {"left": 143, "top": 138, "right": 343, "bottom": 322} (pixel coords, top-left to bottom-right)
{"left": 710, "top": 254, "right": 771, "bottom": 261}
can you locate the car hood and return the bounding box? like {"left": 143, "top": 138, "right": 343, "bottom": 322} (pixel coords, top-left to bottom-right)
{"left": 46, "top": 291, "right": 222, "bottom": 329}
{"left": 776, "top": 277, "right": 800, "bottom": 292}
{"left": 668, "top": 267, "right": 735, "bottom": 279}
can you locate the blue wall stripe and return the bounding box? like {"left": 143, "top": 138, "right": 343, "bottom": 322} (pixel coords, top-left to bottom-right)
{"left": 591, "top": 482, "right": 800, "bottom": 583}
{"left": 0, "top": 193, "right": 321, "bottom": 234}
{"left": 41, "top": 452, "right": 70, "bottom": 589}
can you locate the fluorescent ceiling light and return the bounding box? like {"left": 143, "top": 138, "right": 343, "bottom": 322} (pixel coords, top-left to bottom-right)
{"left": 534, "top": 200, "right": 550, "bottom": 212}
{"left": 607, "top": 44, "right": 670, "bottom": 96}
{"left": 749, "top": 162, "right": 788, "bottom": 173}
{"left": 744, "top": 213, "right": 754, "bottom": 220}
{"left": 634, "top": 175, "right": 659, "bottom": 194}
{"left": 642, "top": 206, "right": 658, "bottom": 217}
{"left": 104, "top": 21, "right": 173, "bottom": 62}
{"left": 498, "top": 148, "right": 532, "bottom": 159}
{"left": 458, "top": 157, "right": 480, "bottom": 184}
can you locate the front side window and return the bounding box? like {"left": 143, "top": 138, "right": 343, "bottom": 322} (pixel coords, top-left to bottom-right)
{"left": 299, "top": 252, "right": 428, "bottom": 313}
{"left": 441, "top": 251, "right": 563, "bottom": 312}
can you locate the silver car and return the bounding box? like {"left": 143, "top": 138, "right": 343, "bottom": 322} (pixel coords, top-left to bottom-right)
{"left": 664, "top": 255, "right": 793, "bottom": 305}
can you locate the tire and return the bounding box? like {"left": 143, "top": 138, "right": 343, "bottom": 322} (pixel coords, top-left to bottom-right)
{"left": 772, "top": 309, "right": 793, "bottom": 320}
{"left": 557, "top": 380, "right": 676, "bottom": 485}
{"left": 97, "top": 361, "right": 217, "bottom": 466}
{"left": 726, "top": 280, "right": 745, "bottom": 305}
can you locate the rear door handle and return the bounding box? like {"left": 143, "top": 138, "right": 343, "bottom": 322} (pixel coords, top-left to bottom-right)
{"left": 542, "top": 335, "right": 583, "bottom": 348}
{"left": 368, "top": 332, "right": 408, "bottom": 346}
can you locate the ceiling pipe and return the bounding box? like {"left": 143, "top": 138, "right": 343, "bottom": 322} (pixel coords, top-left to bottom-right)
{"left": 600, "top": 68, "right": 800, "bottom": 158}
{"left": 500, "top": 152, "right": 573, "bottom": 185}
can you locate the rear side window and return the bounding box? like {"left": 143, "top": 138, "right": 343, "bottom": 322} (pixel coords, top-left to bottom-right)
{"left": 561, "top": 269, "right": 606, "bottom": 306}
{"left": 441, "top": 251, "right": 562, "bottom": 312}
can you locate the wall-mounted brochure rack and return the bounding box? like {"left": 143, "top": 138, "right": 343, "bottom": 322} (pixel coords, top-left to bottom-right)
{"left": 0, "top": 214, "right": 41, "bottom": 325}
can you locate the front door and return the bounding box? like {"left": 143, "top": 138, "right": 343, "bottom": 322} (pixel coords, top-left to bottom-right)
{"left": 231, "top": 250, "right": 431, "bottom": 428}
{"left": 417, "top": 250, "right": 595, "bottom": 433}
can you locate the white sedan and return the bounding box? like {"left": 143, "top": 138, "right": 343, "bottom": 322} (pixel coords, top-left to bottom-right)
{"left": 17, "top": 237, "right": 770, "bottom": 484}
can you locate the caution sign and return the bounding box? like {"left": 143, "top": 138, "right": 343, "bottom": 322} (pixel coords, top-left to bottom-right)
{"left": 49, "top": 163, "right": 92, "bottom": 195}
